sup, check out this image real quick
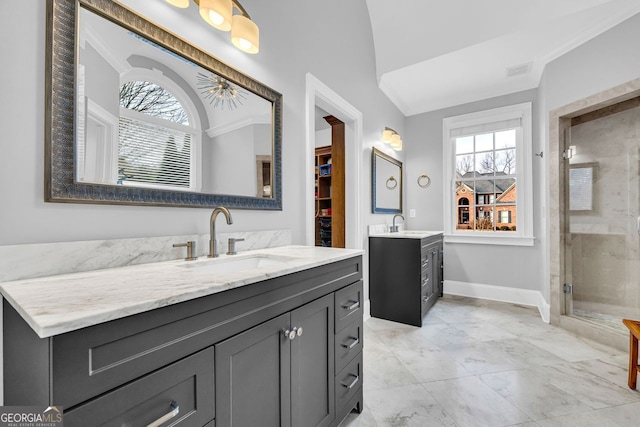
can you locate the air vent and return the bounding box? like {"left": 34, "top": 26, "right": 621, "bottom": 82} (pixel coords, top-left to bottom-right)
{"left": 505, "top": 62, "right": 532, "bottom": 78}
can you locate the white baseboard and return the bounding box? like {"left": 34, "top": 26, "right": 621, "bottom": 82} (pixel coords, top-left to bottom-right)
{"left": 445, "top": 280, "right": 550, "bottom": 323}
{"left": 363, "top": 299, "right": 371, "bottom": 321}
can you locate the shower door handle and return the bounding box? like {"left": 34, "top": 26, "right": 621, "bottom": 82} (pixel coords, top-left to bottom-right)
{"left": 637, "top": 216, "right": 640, "bottom": 235}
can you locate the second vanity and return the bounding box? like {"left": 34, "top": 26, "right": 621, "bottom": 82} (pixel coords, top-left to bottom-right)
{"left": 369, "top": 231, "right": 443, "bottom": 327}
{"left": 1, "top": 245, "right": 364, "bottom": 427}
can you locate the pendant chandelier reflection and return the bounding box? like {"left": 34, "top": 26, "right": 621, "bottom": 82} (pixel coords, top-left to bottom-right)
{"left": 166, "top": 0, "right": 260, "bottom": 54}
{"left": 197, "top": 72, "right": 247, "bottom": 110}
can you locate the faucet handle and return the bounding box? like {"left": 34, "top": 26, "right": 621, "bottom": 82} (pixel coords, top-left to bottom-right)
{"left": 227, "top": 238, "right": 245, "bottom": 255}
{"left": 173, "top": 241, "right": 198, "bottom": 261}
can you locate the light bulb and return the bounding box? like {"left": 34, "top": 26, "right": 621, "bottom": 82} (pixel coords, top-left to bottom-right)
{"left": 237, "top": 38, "right": 253, "bottom": 51}
{"left": 208, "top": 10, "right": 225, "bottom": 26}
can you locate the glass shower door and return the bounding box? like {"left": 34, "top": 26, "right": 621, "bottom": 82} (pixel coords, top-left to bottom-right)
{"left": 564, "top": 103, "right": 640, "bottom": 332}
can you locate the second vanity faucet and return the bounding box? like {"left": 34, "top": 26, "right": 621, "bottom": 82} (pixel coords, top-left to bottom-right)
{"left": 391, "top": 214, "right": 405, "bottom": 233}
{"left": 209, "top": 206, "right": 233, "bottom": 258}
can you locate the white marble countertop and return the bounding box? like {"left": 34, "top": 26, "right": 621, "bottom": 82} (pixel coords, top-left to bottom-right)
{"left": 0, "top": 245, "right": 363, "bottom": 338}
{"left": 369, "top": 230, "right": 443, "bottom": 239}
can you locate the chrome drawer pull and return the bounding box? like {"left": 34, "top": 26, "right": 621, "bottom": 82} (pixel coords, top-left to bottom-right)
{"left": 341, "top": 374, "right": 359, "bottom": 389}
{"left": 342, "top": 300, "right": 360, "bottom": 311}
{"left": 342, "top": 336, "right": 360, "bottom": 349}
{"left": 147, "top": 401, "right": 179, "bottom": 427}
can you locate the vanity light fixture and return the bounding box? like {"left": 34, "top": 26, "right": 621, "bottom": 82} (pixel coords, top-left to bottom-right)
{"left": 382, "top": 127, "right": 402, "bottom": 151}
{"left": 166, "top": 0, "right": 190, "bottom": 8}
{"left": 166, "top": 0, "right": 260, "bottom": 54}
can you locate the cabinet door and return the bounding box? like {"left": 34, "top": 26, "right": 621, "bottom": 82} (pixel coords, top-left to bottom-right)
{"left": 291, "top": 294, "right": 335, "bottom": 427}
{"left": 421, "top": 243, "right": 438, "bottom": 316}
{"left": 438, "top": 243, "right": 444, "bottom": 297}
{"left": 215, "top": 313, "right": 291, "bottom": 427}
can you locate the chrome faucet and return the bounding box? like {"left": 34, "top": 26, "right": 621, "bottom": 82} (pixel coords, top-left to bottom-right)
{"left": 390, "top": 214, "right": 405, "bottom": 233}
{"left": 209, "top": 206, "right": 233, "bottom": 258}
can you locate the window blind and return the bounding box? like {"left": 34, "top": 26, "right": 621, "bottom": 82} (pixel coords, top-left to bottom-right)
{"left": 118, "top": 115, "right": 192, "bottom": 188}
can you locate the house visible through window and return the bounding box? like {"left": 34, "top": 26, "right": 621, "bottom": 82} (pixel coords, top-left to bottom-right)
{"left": 118, "top": 80, "right": 195, "bottom": 190}
{"left": 443, "top": 102, "right": 533, "bottom": 246}
{"left": 455, "top": 129, "right": 517, "bottom": 232}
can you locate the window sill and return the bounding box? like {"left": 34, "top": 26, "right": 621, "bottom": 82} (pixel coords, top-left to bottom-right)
{"left": 444, "top": 234, "right": 535, "bottom": 247}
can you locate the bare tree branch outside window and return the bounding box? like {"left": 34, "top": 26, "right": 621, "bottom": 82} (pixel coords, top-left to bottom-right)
{"left": 119, "top": 81, "right": 189, "bottom": 125}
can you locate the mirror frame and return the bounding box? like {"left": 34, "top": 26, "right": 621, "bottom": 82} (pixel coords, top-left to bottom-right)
{"left": 45, "top": 0, "right": 282, "bottom": 209}
{"left": 371, "top": 147, "right": 403, "bottom": 214}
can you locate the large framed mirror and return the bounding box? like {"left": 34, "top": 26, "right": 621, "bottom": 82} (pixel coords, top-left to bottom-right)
{"left": 45, "top": 0, "right": 282, "bottom": 209}
{"left": 372, "top": 147, "right": 402, "bottom": 214}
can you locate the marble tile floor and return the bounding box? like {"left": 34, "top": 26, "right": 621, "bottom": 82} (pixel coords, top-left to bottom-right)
{"left": 339, "top": 295, "right": 640, "bottom": 427}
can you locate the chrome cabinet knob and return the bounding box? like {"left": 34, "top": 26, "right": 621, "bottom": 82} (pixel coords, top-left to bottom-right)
{"left": 284, "top": 329, "right": 296, "bottom": 340}
{"left": 296, "top": 326, "right": 303, "bottom": 337}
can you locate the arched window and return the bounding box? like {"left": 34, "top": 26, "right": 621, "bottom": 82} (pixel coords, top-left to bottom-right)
{"left": 118, "top": 79, "right": 198, "bottom": 190}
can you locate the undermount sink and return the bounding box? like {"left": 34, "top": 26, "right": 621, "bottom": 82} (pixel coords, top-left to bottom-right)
{"left": 177, "top": 254, "right": 292, "bottom": 274}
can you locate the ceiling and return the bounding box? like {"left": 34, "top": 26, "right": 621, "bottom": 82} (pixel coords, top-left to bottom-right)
{"left": 365, "top": 0, "right": 640, "bottom": 116}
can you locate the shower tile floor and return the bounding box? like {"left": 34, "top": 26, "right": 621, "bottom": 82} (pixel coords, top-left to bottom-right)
{"left": 573, "top": 309, "right": 627, "bottom": 333}
{"left": 339, "top": 295, "right": 640, "bottom": 427}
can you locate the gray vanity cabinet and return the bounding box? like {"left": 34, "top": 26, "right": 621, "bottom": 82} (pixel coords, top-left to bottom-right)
{"left": 215, "top": 294, "right": 335, "bottom": 427}
{"left": 3, "top": 255, "right": 363, "bottom": 427}
{"left": 369, "top": 234, "right": 443, "bottom": 326}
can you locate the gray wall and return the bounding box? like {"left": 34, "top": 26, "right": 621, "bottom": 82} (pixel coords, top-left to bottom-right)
{"left": 542, "top": 13, "right": 640, "bottom": 112}
{"left": 0, "top": 0, "right": 404, "bottom": 247}
{"left": 82, "top": 44, "right": 119, "bottom": 118}
{"left": 403, "top": 12, "right": 640, "bottom": 301}
{"left": 404, "top": 89, "right": 545, "bottom": 292}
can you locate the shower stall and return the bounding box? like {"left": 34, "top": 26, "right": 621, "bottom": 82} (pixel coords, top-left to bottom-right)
{"left": 550, "top": 78, "right": 640, "bottom": 349}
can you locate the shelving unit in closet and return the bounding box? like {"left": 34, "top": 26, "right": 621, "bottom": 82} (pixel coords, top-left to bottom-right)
{"left": 314, "top": 116, "right": 345, "bottom": 248}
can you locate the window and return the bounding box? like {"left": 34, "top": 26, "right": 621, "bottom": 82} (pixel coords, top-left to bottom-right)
{"left": 443, "top": 103, "right": 533, "bottom": 246}
{"left": 118, "top": 80, "right": 197, "bottom": 190}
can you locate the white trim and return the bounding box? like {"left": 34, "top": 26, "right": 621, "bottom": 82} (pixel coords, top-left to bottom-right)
{"left": 443, "top": 102, "right": 533, "bottom": 245}
{"left": 445, "top": 280, "right": 549, "bottom": 323}
{"left": 82, "top": 98, "right": 119, "bottom": 184}
{"left": 205, "top": 113, "right": 270, "bottom": 138}
{"left": 304, "top": 73, "right": 363, "bottom": 251}
{"left": 444, "top": 235, "right": 534, "bottom": 246}
{"left": 363, "top": 299, "right": 371, "bottom": 322}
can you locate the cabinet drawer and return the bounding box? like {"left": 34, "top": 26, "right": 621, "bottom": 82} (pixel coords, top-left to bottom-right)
{"left": 64, "top": 346, "right": 215, "bottom": 427}
{"left": 421, "top": 272, "right": 431, "bottom": 292}
{"left": 335, "top": 316, "right": 363, "bottom": 374}
{"left": 335, "top": 352, "right": 363, "bottom": 412}
{"left": 335, "top": 281, "right": 363, "bottom": 332}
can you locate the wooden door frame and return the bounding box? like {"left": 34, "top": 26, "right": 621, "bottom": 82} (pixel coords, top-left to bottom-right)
{"left": 305, "top": 73, "right": 363, "bottom": 251}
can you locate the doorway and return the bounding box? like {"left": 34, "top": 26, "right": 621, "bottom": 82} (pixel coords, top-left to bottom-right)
{"left": 305, "top": 73, "right": 363, "bottom": 250}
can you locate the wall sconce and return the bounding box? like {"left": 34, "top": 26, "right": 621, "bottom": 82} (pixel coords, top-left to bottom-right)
{"left": 166, "top": 0, "right": 260, "bottom": 54}
{"left": 382, "top": 127, "right": 402, "bottom": 151}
